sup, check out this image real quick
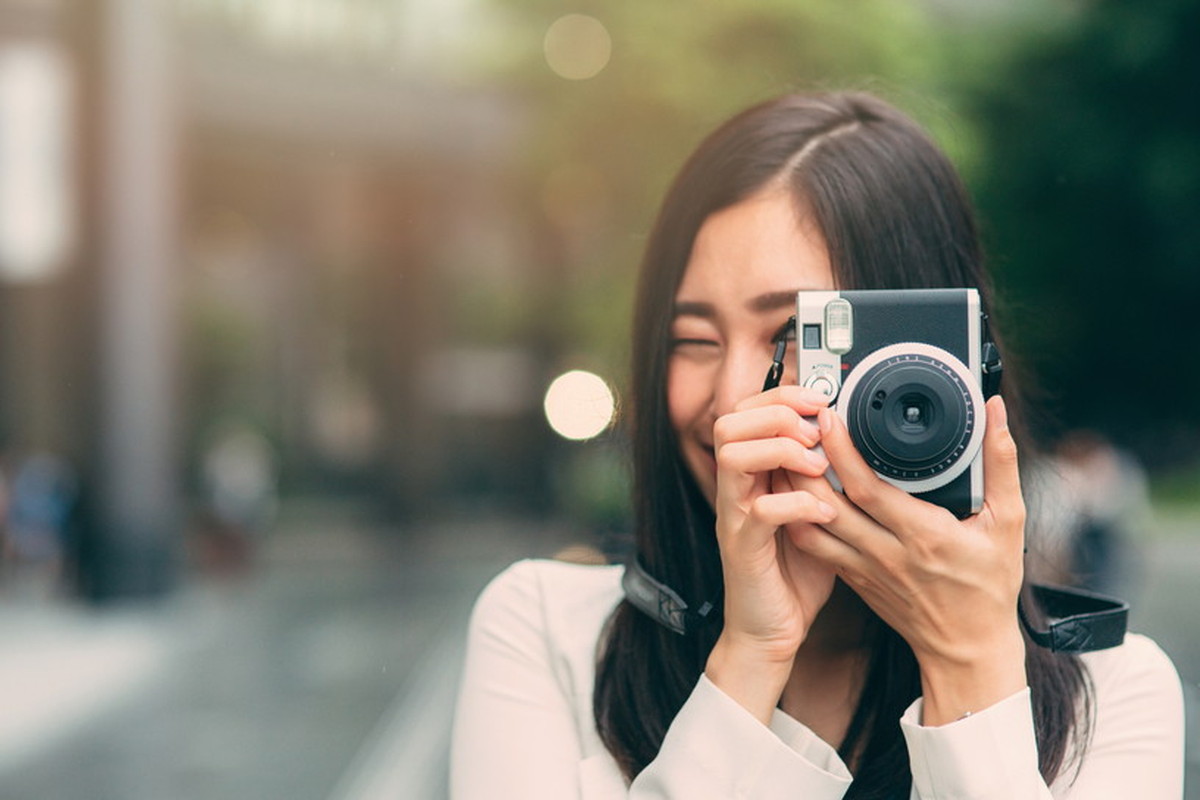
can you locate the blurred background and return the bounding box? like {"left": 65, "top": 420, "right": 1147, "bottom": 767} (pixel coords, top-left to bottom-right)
{"left": 0, "top": 0, "right": 1196, "bottom": 797}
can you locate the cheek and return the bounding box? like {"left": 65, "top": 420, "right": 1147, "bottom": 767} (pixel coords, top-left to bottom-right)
{"left": 780, "top": 350, "right": 799, "bottom": 387}
{"left": 666, "top": 357, "right": 706, "bottom": 434}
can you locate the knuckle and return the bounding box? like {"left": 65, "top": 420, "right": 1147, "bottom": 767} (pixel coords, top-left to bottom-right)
{"left": 712, "top": 415, "right": 735, "bottom": 446}
{"left": 993, "top": 434, "right": 1019, "bottom": 466}
{"left": 912, "top": 531, "right": 949, "bottom": 563}
{"left": 748, "top": 494, "right": 777, "bottom": 523}
{"left": 998, "top": 499, "right": 1027, "bottom": 530}
{"left": 714, "top": 440, "right": 742, "bottom": 471}
{"left": 873, "top": 548, "right": 901, "bottom": 575}
{"left": 843, "top": 478, "right": 878, "bottom": 508}
{"left": 733, "top": 391, "right": 765, "bottom": 413}
{"left": 714, "top": 438, "right": 737, "bottom": 465}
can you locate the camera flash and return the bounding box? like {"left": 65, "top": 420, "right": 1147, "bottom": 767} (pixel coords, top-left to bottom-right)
{"left": 824, "top": 298, "right": 853, "bottom": 354}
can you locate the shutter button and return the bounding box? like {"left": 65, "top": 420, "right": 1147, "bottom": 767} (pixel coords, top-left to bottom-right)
{"left": 803, "top": 372, "right": 839, "bottom": 400}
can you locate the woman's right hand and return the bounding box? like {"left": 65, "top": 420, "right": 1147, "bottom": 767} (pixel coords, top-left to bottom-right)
{"left": 704, "top": 386, "right": 838, "bottom": 724}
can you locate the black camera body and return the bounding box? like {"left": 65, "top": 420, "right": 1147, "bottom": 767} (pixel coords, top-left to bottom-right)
{"left": 796, "top": 288, "right": 993, "bottom": 518}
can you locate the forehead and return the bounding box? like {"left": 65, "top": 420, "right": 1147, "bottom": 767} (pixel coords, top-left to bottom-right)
{"left": 676, "top": 189, "right": 834, "bottom": 306}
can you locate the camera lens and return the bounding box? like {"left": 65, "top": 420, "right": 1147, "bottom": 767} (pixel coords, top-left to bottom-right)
{"left": 899, "top": 394, "right": 930, "bottom": 428}
{"left": 844, "top": 354, "right": 976, "bottom": 482}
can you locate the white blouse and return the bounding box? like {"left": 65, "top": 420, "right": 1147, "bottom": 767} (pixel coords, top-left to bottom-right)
{"left": 450, "top": 559, "right": 1183, "bottom": 799}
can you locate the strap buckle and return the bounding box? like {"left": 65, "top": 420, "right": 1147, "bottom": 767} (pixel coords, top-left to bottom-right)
{"left": 622, "top": 558, "right": 717, "bottom": 636}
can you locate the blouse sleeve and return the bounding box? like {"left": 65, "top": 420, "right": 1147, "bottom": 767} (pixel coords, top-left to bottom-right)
{"left": 450, "top": 561, "right": 855, "bottom": 799}
{"left": 900, "top": 687, "right": 1053, "bottom": 799}
{"left": 898, "top": 633, "right": 1184, "bottom": 799}
{"left": 630, "top": 674, "right": 853, "bottom": 799}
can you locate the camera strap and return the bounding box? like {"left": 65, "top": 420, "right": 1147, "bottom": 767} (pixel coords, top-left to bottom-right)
{"left": 762, "top": 315, "right": 795, "bottom": 391}
{"left": 1018, "top": 584, "right": 1128, "bottom": 653}
{"left": 623, "top": 558, "right": 1128, "bottom": 653}
{"left": 621, "top": 558, "right": 717, "bottom": 636}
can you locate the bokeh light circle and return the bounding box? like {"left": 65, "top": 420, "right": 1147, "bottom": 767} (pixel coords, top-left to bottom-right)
{"left": 543, "top": 370, "right": 615, "bottom": 441}
{"left": 543, "top": 15, "right": 612, "bottom": 80}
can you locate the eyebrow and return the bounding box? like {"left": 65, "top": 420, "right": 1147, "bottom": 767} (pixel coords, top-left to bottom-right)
{"left": 747, "top": 290, "right": 803, "bottom": 314}
{"left": 672, "top": 289, "right": 805, "bottom": 319}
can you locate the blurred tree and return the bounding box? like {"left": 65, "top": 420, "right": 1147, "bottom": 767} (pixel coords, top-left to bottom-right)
{"left": 470, "top": 0, "right": 958, "bottom": 387}
{"left": 964, "top": 0, "right": 1200, "bottom": 469}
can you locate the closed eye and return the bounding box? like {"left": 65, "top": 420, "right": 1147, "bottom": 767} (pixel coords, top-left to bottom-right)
{"left": 671, "top": 338, "right": 719, "bottom": 349}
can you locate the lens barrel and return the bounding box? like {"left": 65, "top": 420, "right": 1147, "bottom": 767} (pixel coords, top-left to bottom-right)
{"left": 845, "top": 354, "right": 976, "bottom": 481}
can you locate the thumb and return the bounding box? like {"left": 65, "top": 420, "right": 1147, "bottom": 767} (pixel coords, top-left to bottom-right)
{"left": 981, "top": 395, "right": 1026, "bottom": 535}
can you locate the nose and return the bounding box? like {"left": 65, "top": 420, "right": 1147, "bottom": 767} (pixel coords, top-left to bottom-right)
{"left": 712, "top": 342, "right": 771, "bottom": 417}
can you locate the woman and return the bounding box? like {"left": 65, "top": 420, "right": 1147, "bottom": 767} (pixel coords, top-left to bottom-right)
{"left": 451, "top": 92, "right": 1183, "bottom": 798}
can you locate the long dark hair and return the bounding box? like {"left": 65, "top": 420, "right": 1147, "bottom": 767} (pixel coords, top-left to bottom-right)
{"left": 594, "top": 92, "right": 1090, "bottom": 796}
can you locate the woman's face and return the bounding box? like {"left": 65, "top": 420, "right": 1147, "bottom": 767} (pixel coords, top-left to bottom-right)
{"left": 668, "top": 188, "right": 835, "bottom": 506}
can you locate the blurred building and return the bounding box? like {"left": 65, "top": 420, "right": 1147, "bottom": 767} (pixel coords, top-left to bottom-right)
{"left": 0, "top": 0, "right": 548, "bottom": 601}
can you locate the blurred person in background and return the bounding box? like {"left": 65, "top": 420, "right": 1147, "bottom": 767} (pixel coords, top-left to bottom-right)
{"left": 1028, "top": 430, "right": 1151, "bottom": 598}
{"left": 451, "top": 92, "right": 1184, "bottom": 797}
{"left": 1, "top": 450, "right": 77, "bottom": 599}
{"left": 194, "top": 422, "right": 279, "bottom": 575}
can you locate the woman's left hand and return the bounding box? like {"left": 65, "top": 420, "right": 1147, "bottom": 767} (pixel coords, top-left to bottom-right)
{"left": 782, "top": 394, "right": 1028, "bottom": 726}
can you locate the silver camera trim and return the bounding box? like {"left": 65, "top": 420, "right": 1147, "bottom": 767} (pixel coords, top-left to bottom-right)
{"left": 836, "top": 341, "right": 986, "bottom": 494}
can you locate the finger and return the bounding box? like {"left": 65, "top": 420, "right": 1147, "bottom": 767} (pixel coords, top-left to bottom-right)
{"left": 734, "top": 385, "right": 831, "bottom": 416}
{"left": 773, "top": 466, "right": 840, "bottom": 508}
{"left": 722, "top": 488, "right": 836, "bottom": 564}
{"left": 718, "top": 438, "right": 829, "bottom": 480}
{"left": 774, "top": 464, "right": 906, "bottom": 557}
{"left": 751, "top": 488, "right": 837, "bottom": 528}
{"left": 980, "top": 395, "right": 1026, "bottom": 536}
{"left": 713, "top": 405, "right": 821, "bottom": 449}
{"left": 782, "top": 520, "right": 867, "bottom": 574}
{"left": 816, "top": 407, "right": 917, "bottom": 535}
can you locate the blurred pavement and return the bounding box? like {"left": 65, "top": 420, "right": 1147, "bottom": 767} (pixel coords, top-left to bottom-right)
{"left": 0, "top": 501, "right": 581, "bottom": 800}
{"left": 0, "top": 501, "right": 1196, "bottom": 799}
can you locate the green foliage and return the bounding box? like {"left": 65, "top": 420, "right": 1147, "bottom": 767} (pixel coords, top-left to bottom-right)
{"left": 1150, "top": 464, "right": 1200, "bottom": 510}
{"left": 964, "top": 0, "right": 1200, "bottom": 468}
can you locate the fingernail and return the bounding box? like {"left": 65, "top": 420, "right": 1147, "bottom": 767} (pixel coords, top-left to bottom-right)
{"left": 817, "top": 407, "right": 834, "bottom": 433}
{"left": 806, "top": 449, "right": 829, "bottom": 469}
{"left": 817, "top": 500, "right": 836, "bottom": 519}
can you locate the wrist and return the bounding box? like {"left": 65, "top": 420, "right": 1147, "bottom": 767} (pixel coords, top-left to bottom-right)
{"left": 705, "top": 634, "right": 794, "bottom": 726}
{"left": 915, "top": 626, "right": 1028, "bottom": 726}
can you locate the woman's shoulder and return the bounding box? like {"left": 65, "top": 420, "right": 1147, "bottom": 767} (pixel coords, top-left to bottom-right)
{"left": 475, "top": 557, "right": 624, "bottom": 608}
{"left": 1080, "top": 632, "right": 1179, "bottom": 684}
{"left": 1078, "top": 631, "right": 1183, "bottom": 713}
{"left": 467, "top": 558, "right": 626, "bottom": 657}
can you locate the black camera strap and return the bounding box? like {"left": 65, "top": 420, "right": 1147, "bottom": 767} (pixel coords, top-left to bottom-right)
{"left": 762, "top": 315, "right": 796, "bottom": 391}
{"left": 1018, "top": 584, "right": 1128, "bottom": 653}
{"left": 623, "top": 557, "right": 1127, "bottom": 653}
{"left": 621, "top": 558, "right": 717, "bottom": 636}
